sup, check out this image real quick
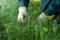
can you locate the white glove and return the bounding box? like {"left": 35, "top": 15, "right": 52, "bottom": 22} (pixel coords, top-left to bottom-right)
{"left": 38, "top": 12, "right": 46, "bottom": 20}
{"left": 18, "top": 7, "right": 27, "bottom": 23}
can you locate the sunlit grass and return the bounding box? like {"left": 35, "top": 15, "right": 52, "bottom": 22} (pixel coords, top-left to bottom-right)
{"left": 34, "top": 0, "right": 40, "bottom": 2}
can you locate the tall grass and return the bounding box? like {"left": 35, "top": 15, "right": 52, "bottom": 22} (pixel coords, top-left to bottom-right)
{"left": 0, "top": 0, "right": 60, "bottom": 40}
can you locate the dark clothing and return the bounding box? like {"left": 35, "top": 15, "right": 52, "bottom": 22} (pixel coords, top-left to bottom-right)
{"left": 19, "top": 0, "right": 60, "bottom": 15}
{"left": 44, "top": 0, "right": 60, "bottom": 15}
{"left": 19, "top": 0, "right": 29, "bottom": 7}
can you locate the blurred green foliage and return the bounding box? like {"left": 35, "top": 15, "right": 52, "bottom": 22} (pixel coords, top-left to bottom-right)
{"left": 0, "top": 0, "right": 60, "bottom": 40}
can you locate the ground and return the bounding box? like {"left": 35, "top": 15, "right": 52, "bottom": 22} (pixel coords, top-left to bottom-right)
{"left": 0, "top": 0, "right": 60, "bottom": 40}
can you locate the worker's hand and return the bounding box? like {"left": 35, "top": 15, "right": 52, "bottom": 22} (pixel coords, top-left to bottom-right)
{"left": 38, "top": 12, "right": 46, "bottom": 20}
{"left": 38, "top": 12, "right": 54, "bottom": 20}
{"left": 18, "top": 7, "right": 27, "bottom": 23}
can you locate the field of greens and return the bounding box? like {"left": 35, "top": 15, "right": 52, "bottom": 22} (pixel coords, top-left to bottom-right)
{"left": 0, "top": 0, "right": 60, "bottom": 40}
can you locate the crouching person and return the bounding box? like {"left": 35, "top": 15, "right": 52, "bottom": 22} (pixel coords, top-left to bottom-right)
{"left": 18, "top": 0, "right": 60, "bottom": 23}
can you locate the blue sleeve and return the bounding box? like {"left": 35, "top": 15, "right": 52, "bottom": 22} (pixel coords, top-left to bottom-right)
{"left": 19, "top": 0, "right": 30, "bottom": 7}
{"left": 40, "top": 0, "right": 60, "bottom": 15}
{"left": 45, "top": 0, "right": 60, "bottom": 15}
{"left": 40, "top": 0, "right": 51, "bottom": 13}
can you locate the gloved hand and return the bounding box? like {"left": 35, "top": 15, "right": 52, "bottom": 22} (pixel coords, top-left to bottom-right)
{"left": 38, "top": 12, "right": 54, "bottom": 20}
{"left": 38, "top": 12, "right": 46, "bottom": 20}
{"left": 18, "top": 7, "right": 27, "bottom": 23}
